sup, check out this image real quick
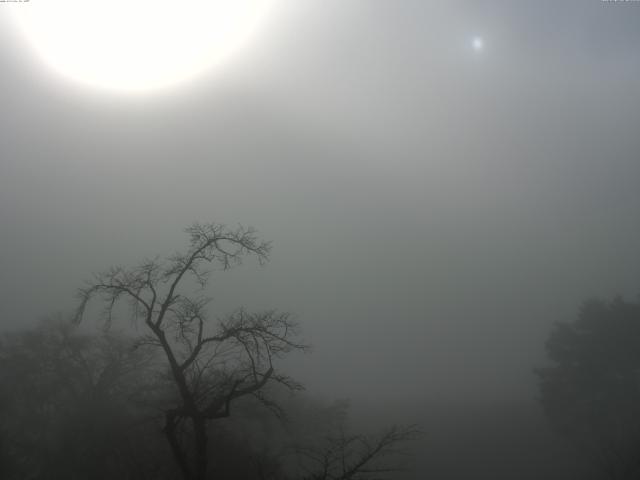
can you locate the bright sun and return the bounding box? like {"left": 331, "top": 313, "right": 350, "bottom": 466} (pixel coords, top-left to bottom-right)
{"left": 9, "top": 0, "right": 275, "bottom": 92}
{"left": 471, "top": 35, "right": 484, "bottom": 52}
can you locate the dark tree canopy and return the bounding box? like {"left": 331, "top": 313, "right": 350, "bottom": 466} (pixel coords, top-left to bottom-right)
{"left": 0, "top": 320, "right": 298, "bottom": 480}
{"left": 0, "top": 319, "right": 164, "bottom": 480}
{"left": 536, "top": 296, "right": 640, "bottom": 480}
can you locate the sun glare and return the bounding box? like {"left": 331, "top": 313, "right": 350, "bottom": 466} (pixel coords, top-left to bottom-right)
{"left": 8, "top": 0, "right": 275, "bottom": 93}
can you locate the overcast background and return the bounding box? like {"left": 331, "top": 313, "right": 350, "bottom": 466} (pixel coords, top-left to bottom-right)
{"left": 1, "top": 0, "right": 639, "bottom": 452}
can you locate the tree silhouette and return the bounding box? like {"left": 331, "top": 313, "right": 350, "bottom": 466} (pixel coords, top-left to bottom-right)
{"left": 536, "top": 297, "right": 640, "bottom": 480}
{"left": 74, "top": 223, "right": 308, "bottom": 480}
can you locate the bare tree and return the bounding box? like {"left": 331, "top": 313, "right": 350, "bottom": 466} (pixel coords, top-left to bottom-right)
{"left": 75, "top": 223, "right": 308, "bottom": 480}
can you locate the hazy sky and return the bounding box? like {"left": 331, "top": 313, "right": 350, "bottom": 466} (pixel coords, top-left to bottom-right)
{"left": 1, "top": 0, "right": 639, "bottom": 406}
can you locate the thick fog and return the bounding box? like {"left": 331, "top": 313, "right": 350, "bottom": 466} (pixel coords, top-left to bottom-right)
{"left": 1, "top": 2, "right": 639, "bottom": 478}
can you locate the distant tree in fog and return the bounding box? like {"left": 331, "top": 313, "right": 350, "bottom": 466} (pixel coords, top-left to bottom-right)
{"left": 536, "top": 296, "right": 640, "bottom": 480}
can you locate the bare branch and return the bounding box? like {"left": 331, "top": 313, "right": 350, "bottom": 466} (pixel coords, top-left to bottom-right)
{"left": 296, "top": 425, "right": 421, "bottom": 480}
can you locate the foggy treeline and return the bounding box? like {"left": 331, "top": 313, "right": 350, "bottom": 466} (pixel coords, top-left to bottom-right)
{"left": 0, "top": 223, "right": 421, "bottom": 480}
{"left": 1, "top": 222, "right": 639, "bottom": 479}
